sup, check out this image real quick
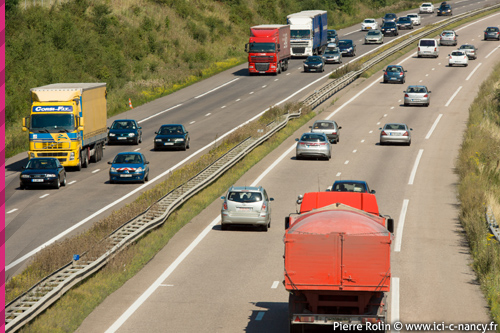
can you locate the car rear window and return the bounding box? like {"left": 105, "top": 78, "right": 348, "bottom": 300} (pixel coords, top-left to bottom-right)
{"left": 419, "top": 40, "right": 435, "bottom": 46}
{"left": 228, "top": 192, "right": 262, "bottom": 203}
{"left": 451, "top": 51, "right": 464, "bottom": 56}
{"left": 460, "top": 45, "right": 474, "bottom": 49}
{"left": 313, "top": 122, "right": 335, "bottom": 129}
{"left": 301, "top": 134, "right": 326, "bottom": 141}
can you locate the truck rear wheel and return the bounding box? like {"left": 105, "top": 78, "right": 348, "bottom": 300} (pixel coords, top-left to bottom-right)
{"left": 81, "top": 149, "right": 89, "bottom": 168}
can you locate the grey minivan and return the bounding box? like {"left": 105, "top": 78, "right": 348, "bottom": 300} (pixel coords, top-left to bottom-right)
{"left": 220, "top": 186, "right": 274, "bottom": 231}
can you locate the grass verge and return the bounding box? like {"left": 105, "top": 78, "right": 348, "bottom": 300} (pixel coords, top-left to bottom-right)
{"left": 8, "top": 103, "right": 316, "bottom": 332}
{"left": 456, "top": 60, "right": 500, "bottom": 326}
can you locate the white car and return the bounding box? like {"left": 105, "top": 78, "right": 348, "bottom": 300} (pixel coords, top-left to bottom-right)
{"left": 361, "top": 18, "right": 379, "bottom": 31}
{"left": 448, "top": 50, "right": 469, "bottom": 67}
{"left": 407, "top": 13, "right": 421, "bottom": 25}
{"left": 420, "top": 2, "right": 434, "bottom": 13}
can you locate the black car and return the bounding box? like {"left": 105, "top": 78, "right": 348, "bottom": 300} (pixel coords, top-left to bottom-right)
{"left": 107, "top": 119, "right": 142, "bottom": 145}
{"left": 338, "top": 39, "right": 356, "bottom": 56}
{"left": 382, "top": 13, "right": 397, "bottom": 24}
{"left": 303, "top": 56, "right": 325, "bottom": 72}
{"left": 396, "top": 17, "right": 413, "bottom": 30}
{"left": 383, "top": 65, "right": 407, "bottom": 84}
{"left": 484, "top": 27, "right": 500, "bottom": 40}
{"left": 327, "top": 29, "right": 339, "bottom": 44}
{"left": 381, "top": 22, "right": 398, "bottom": 36}
{"left": 20, "top": 158, "right": 66, "bottom": 189}
{"left": 154, "top": 124, "right": 190, "bottom": 151}
{"left": 437, "top": 4, "right": 452, "bottom": 16}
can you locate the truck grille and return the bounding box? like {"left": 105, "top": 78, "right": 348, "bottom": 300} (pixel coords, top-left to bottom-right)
{"left": 34, "top": 142, "right": 71, "bottom": 149}
{"left": 292, "top": 47, "right": 306, "bottom": 54}
{"left": 251, "top": 56, "right": 274, "bottom": 63}
{"left": 255, "top": 63, "right": 270, "bottom": 71}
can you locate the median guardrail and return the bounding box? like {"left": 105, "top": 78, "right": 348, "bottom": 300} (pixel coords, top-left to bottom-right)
{"left": 6, "top": 3, "right": 500, "bottom": 331}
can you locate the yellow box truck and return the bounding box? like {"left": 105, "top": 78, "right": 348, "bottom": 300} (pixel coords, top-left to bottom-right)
{"left": 22, "top": 83, "right": 107, "bottom": 170}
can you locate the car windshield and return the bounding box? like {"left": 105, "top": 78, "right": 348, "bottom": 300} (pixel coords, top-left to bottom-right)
{"left": 385, "top": 124, "right": 407, "bottom": 130}
{"left": 159, "top": 126, "right": 183, "bottom": 135}
{"left": 338, "top": 41, "right": 352, "bottom": 47}
{"left": 422, "top": 4, "right": 431, "bottom": 7}
{"left": 111, "top": 121, "right": 136, "bottom": 130}
{"left": 384, "top": 22, "right": 396, "bottom": 27}
{"left": 307, "top": 56, "right": 322, "bottom": 62}
{"left": 460, "top": 45, "right": 474, "bottom": 49}
{"left": 367, "top": 31, "right": 379, "bottom": 35}
{"left": 385, "top": 14, "right": 396, "bottom": 19}
{"left": 27, "top": 159, "right": 57, "bottom": 169}
{"left": 333, "top": 182, "right": 367, "bottom": 192}
{"left": 300, "top": 134, "right": 326, "bottom": 142}
{"left": 407, "top": 87, "right": 427, "bottom": 93}
{"left": 113, "top": 154, "right": 142, "bottom": 164}
{"left": 451, "top": 51, "right": 464, "bottom": 56}
{"left": 313, "top": 122, "right": 335, "bottom": 129}
{"left": 398, "top": 18, "right": 410, "bottom": 22}
{"left": 227, "top": 191, "right": 262, "bottom": 203}
{"left": 327, "top": 30, "right": 337, "bottom": 37}
{"left": 408, "top": 14, "right": 417, "bottom": 18}
{"left": 387, "top": 66, "right": 402, "bottom": 72}
{"left": 364, "top": 19, "right": 375, "bottom": 23}
{"left": 324, "top": 49, "right": 338, "bottom": 55}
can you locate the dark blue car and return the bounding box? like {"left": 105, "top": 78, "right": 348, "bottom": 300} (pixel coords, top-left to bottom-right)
{"left": 331, "top": 180, "right": 375, "bottom": 194}
{"left": 154, "top": 124, "right": 190, "bottom": 151}
{"left": 20, "top": 157, "right": 66, "bottom": 189}
{"left": 108, "top": 152, "right": 150, "bottom": 184}
{"left": 383, "top": 65, "right": 407, "bottom": 84}
{"left": 338, "top": 39, "right": 356, "bottom": 56}
{"left": 107, "top": 119, "right": 142, "bottom": 145}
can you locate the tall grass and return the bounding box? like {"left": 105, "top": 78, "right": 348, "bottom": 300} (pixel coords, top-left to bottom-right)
{"left": 456, "top": 61, "right": 500, "bottom": 326}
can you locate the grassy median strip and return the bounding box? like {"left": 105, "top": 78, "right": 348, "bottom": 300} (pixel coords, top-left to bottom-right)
{"left": 8, "top": 103, "right": 315, "bottom": 332}
{"left": 456, "top": 60, "right": 500, "bottom": 326}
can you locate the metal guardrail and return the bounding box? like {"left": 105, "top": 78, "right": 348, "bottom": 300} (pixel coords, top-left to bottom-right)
{"left": 6, "top": 3, "right": 500, "bottom": 331}
{"left": 303, "top": 2, "right": 500, "bottom": 109}
{"left": 486, "top": 206, "right": 500, "bottom": 242}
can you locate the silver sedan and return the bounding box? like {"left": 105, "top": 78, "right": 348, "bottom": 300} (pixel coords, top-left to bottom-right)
{"left": 404, "top": 85, "right": 431, "bottom": 107}
{"left": 380, "top": 123, "right": 412, "bottom": 146}
{"left": 295, "top": 133, "right": 331, "bottom": 160}
{"left": 365, "top": 30, "right": 384, "bottom": 44}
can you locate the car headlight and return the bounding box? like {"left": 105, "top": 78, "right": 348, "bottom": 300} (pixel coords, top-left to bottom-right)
{"left": 46, "top": 174, "right": 57, "bottom": 178}
{"left": 135, "top": 167, "right": 143, "bottom": 172}
{"left": 109, "top": 133, "right": 115, "bottom": 137}
{"left": 128, "top": 133, "right": 135, "bottom": 137}
{"left": 21, "top": 175, "right": 30, "bottom": 178}
{"left": 175, "top": 138, "right": 184, "bottom": 142}
{"left": 110, "top": 167, "right": 117, "bottom": 172}
{"left": 155, "top": 139, "right": 162, "bottom": 142}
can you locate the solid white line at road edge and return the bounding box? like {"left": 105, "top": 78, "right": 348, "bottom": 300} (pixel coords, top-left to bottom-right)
{"left": 409, "top": 149, "right": 424, "bottom": 185}
{"left": 445, "top": 86, "right": 462, "bottom": 107}
{"left": 194, "top": 78, "right": 239, "bottom": 99}
{"left": 106, "top": 142, "right": 297, "bottom": 332}
{"left": 394, "top": 200, "right": 409, "bottom": 252}
{"left": 391, "top": 277, "right": 400, "bottom": 333}
{"left": 466, "top": 63, "right": 482, "bottom": 81}
{"left": 486, "top": 47, "right": 499, "bottom": 59}
{"left": 425, "top": 114, "right": 443, "bottom": 139}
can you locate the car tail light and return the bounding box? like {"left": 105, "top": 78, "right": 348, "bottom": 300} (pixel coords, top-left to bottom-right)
{"left": 404, "top": 94, "right": 409, "bottom": 98}
{"left": 384, "top": 71, "right": 388, "bottom": 75}
{"left": 424, "top": 94, "right": 428, "bottom": 97}
{"left": 403, "top": 131, "right": 409, "bottom": 136}
{"left": 399, "top": 72, "right": 403, "bottom": 76}
{"left": 434, "top": 47, "right": 437, "bottom": 51}
{"left": 449, "top": 56, "right": 452, "bottom": 59}
{"left": 223, "top": 201, "right": 227, "bottom": 210}
{"left": 381, "top": 131, "right": 387, "bottom": 136}
{"left": 418, "top": 47, "right": 421, "bottom": 51}
{"left": 299, "top": 142, "right": 306, "bottom": 145}
{"left": 319, "top": 142, "right": 327, "bottom": 145}
{"left": 261, "top": 202, "right": 266, "bottom": 211}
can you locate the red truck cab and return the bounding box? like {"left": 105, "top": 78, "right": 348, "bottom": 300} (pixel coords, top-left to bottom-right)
{"left": 245, "top": 24, "right": 291, "bottom": 75}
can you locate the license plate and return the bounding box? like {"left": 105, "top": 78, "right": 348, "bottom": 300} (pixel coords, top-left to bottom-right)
{"left": 390, "top": 77, "right": 397, "bottom": 80}
{"left": 237, "top": 207, "right": 252, "bottom": 211}
{"left": 32, "top": 179, "right": 44, "bottom": 182}
{"left": 118, "top": 137, "right": 126, "bottom": 140}
{"left": 310, "top": 69, "right": 316, "bottom": 71}
{"left": 120, "top": 174, "right": 132, "bottom": 178}
{"left": 164, "top": 142, "right": 174, "bottom": 145}
{"left": 389, "top": 133, "right": 399, "bottom": 136}
{"left": 367, "top": 27, "right": 371, "bottom": 29}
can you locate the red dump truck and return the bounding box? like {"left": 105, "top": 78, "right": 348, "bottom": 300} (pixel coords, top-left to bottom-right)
{"left": 284, "top": 191, "right": 394, "bottom": 332}
{"left": 245, "top": 24, "right": 291, "bottom": 75}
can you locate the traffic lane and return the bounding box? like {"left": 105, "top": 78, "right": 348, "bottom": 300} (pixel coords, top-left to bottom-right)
{"left": 96, "top": 14, "right": 500, "bottom": 331}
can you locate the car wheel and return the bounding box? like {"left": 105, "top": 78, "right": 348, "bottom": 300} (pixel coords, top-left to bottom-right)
{"left": 134, "top": 137, "right": 139, "bottom": 145}
{"left": 380, "top": 141, "right": 385, "bottom": 146}
{"left": 465, "top": 64, "right": 468, "bottom": 67}
{"left": 145, "top": 172, "right": 149, "bottom": 182}
{"left": 296, "top": 155, "right": 301, "bottom": 160}
{"left": 404, "top": 102, "right": 408, "bottom": 106}
{"left": 407, "top": 140, "right": 411, "bottom": 146}
{"left": 139, "top": 135, "right": 142, "bottom": 144}
{"left": 426, "top": 103, "right": 430, "bottom": 107}
{"left": 53, "top": 177, "right": 61, "bottom": 189}
{"left": 182, "top": 142, "right": 187, "bottom": 151}
{"left": 383, "top": 79, "right": 388, "bottom": 83}
{"left": 20, "top": 183, "right": 26, "bottom": 190}
{"left": 61, "top": 174, "right": 67, "bottom": 186}
{"left": 221, "top": 223, "right": 228, "bottom": 231}
{"left": 260, "top": 223, "right": 268, "bottom": 232}
{"left": 110, "top": 179, "right": 114, "bottom": 184}
{"left": 187, "top": 139, "right": 190, "bottom": 149}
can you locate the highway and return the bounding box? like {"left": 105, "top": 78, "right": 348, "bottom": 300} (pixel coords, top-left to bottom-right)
{"left": 5, "top": 0, "right": 499, "bottom": 279}
{"left": 74, "top": 6, "right": 500, "bottom": 333}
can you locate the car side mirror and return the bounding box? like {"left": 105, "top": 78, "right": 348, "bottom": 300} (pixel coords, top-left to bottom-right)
{"left": 371, "top": 190, "right": 376, "bottom": 194}
{"left": 146, "top": 161, "right": 150, "bottom": 164}
{"left": 270, "top": 198, "right": 274, "bottom": 201}
{"left": 404, "top": 70, "right": 407, "bottom": 72}
{"left": 410, "top": 128, "right": 413, "bottom": 131}
{"left": 448, "top": 54, "right": 450, "bottom": 56}
{"left": 22, "top": 166, "right": 26, "bottom": 170}
{"left": 309, "top": 126, "right": 312, "bottom": 129}
{"left": 285, "top": 216, "right": 290, "bottom": 229}
{"left": 338, "top": 126, "right": 342, "bottom": 129}
{"left": 154, "top": 132, "right": 158, "bottom": 134}
{"left": 108, "top": 161, "right": 112, "bottom": 164}
{"left": 220, "top": 196, "right": 225, "bottom": 200}
{"left": 138, "top": 127, "right": 142, "bottom": 129}
{"left": 403, "top": 91, "right": 406, "bottom": 93}
{"left": 295, "top": 138, "right": 299, "bottom": 141}
{"left": 379, "top": 128, "right": 382, "bottom": 130}
{"left": 107, "top": 127, "right": 110, "bottom": 129}
{"left": 428, "top": 91, "right": 432, "bottom": 93}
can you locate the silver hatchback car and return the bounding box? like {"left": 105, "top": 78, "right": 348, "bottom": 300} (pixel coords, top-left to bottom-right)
{"left": 309, "top": 120, "right": 342, "bottom": 143}
{"left": 220, "top": 186, "right": 274, "bottom": 231}
{"left": 404, "top": 85, "right": 431, "bottom": 107}
{"left": 380, "top": 123, "right": 412, "bottom": 146}
{"left": 440, "top": 30, "right": 458, "bottom": 46}
{"left": 295, "top": 132, "right": 332, "bottom": 160}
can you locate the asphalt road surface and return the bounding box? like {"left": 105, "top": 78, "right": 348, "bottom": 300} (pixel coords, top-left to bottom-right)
{"left": 75, "top": 7, "right": 500, "bottom": 333}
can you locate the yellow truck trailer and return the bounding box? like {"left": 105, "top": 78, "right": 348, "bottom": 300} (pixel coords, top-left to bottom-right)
{"left": 22, "top": 83, "right": 107, "bottom": 170}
